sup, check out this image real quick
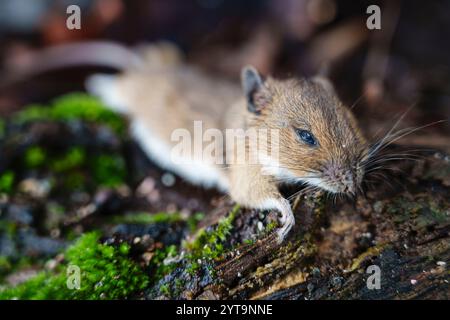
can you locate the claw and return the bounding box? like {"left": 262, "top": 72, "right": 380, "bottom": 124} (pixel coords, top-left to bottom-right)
{"left": 260, "top": 198, "right": 295, "bottom": 243}
{"left": 276, "top": 206, "right": 295, "bottom": 243}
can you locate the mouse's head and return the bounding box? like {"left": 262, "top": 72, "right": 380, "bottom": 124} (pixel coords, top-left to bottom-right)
{"left": 241, "top": 66, "right": 369, "bottom": 196}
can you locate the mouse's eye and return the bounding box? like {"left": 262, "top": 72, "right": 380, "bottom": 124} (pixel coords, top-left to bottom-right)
{"left": 295, "top": 129, "right": 317, "bottom": 146}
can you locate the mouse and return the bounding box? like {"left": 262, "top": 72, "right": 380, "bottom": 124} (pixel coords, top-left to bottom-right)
{"left": 2, "top": 41, "right": 370, "bottom": 242}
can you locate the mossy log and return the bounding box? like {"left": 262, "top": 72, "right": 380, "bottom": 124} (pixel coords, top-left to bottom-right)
{"left": 149, "top": 149, "right": 449, "bottom": 300}
{"left": 1, "top": 95, "right": 448, "bottom": 300}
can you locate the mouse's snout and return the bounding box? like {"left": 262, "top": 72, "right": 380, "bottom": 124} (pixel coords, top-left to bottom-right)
{"left": 322, "top": 163, "right": 357, "bottom": 195}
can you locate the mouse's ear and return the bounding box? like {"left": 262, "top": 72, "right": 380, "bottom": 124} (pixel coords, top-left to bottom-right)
{"left": 241, "top": 65, "right": 269, "bottom": 114}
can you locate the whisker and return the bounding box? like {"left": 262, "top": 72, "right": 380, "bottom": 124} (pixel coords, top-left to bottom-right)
{"left": 350, "top": 91, "right": 367, "bottom": 110}
{"left": 287, "top": 184, "right": 319, "bottom": 200}
{"left": 363, "top": 155, "right": 424, "bottom": 167}
{"left": 369, "top": 104, "right": 417, "bottom": 155}
{"left": 368, "top": 120, "right": 445, "bottom": 160}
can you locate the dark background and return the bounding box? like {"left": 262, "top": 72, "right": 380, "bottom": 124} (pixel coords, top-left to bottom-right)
{"left": 0, "top": 0, "right": 449, "bottom": 142}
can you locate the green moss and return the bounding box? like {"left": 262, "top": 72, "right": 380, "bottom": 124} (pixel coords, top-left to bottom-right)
{"left": 387, "top": 197, "right": 420, "bottom": 223}
{"left": 13, "top": 93, "right": 126, "bottom": 135}
{"left": 51, "top": 147, "right": 86, "bottom": 172}
{"left": 387, "top": 195, "right": 449, "bottom": 228}
{"left": 0, "top": 119, "right": 5, "bottom": 138}
{"left": 0, "top": 257, "right": 35, "bottom": 284}
{"left": 186, "top": 261, "right": 200, "bottom": 275}
{"left": 51, "top": 94, "right": 126, "bottom": 134}
{"left": 243, "top": 238, "right": 256, "bottom": 245}
{"left": 159, "top": 283, "right": 171, "bottom": 296}
{"left": 183, "top": 205, "right": 239, "bottom": 271}
{"left": 109, "top": 211, "right": 208, "bottom": 284}
{"left": 172, "top": 278, "right": 185, "bottom": 297}
{"left": 112, "top": 211, "right": 204, "bottom": 230}
{"left": 150, "top": 245, "right": 178, "bottom": 282}
{"left": 24, "top": 146, "right": 47, "bottom": 168}
{"left": 0, "top": 220, "right": 17, "bottom": 238}
{"left": 12, "top": 104, "right": 48, "bottom": 124}
{"left": 0, "top": 232, "right": 148, "bottom": 300}
{"left": 135, "top": 207, "right": 237, "bottom": 286}
{"left": 112, "top": 212, "right": 183, "bottom": 225}
{"left": 63, "top": 172, "right": 86, "bottom": 190}
{"left": 2, "top": 93, "right": 131, "bottom": 193}
{"left": 265, "top": 221, "right": 279, "bottom": 233}
{"left": 44, "top": 202, "right": 66, "bottom": 231}
{"left": 416, "top": 205, "right": 448, "bottom": 229}
{"left": 187, "top": 212, "right": 205, "bottom": 232}
{"left": 0, "top": 257, "right": 12, "bottom": 280}
{"left": 0, "top": 171, "right": 15, "bottom": 194}
{"left": 90, "top": 154, "right": 126, "bottom": 187}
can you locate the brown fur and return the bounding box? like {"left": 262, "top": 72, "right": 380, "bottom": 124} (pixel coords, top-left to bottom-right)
{"left": 222, "top": 74, "right": 369, "bottom": 241}
{"left": 247, "top": 77, "right": 368, "bottom": 193}
{"left": 90, "top": 53, "right": 368, "bottom": 241}
{"left": 5, "top": 41, "right": 369, "bottom": 241}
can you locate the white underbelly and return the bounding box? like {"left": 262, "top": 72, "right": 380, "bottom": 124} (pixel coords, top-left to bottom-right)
{"left": 131, "top": 120, "right": 229, "bottom": 192}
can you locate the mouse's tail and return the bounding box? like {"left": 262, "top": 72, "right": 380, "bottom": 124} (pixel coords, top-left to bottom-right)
{"left": 1, "top": 41, "right": 142, "bottom": 85}
{"left": 1, "top": 40, "right": 182, "bottom": 90}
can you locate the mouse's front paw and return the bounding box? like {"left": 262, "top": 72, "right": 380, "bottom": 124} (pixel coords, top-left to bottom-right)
{"left": 276, "top": 205, "right": 295, "bottom": 244}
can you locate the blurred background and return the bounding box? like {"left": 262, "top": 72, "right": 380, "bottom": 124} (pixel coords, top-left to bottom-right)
{"left": 0, "top": 0, "right": 449, "bottom": 140}
{"left": 0, "top": 1, "right": 449, "bottom": 298}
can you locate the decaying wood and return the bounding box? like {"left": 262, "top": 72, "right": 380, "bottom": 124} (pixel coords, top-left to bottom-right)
{"left": 149, "top": 148, "right": 449, "bottom": 300}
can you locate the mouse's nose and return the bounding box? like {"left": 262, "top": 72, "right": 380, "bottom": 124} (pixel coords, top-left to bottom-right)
{"left": 324, "top": 164, "right": 356, "bottom": 195}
